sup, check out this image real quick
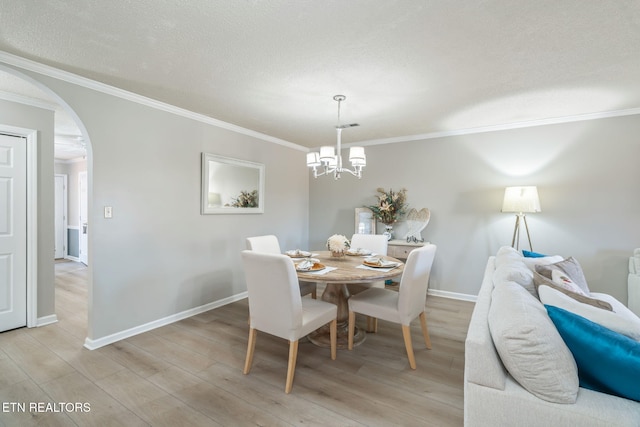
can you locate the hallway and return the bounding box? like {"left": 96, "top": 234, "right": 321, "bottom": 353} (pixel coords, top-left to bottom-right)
{"left": 54, "top": 260, "right": 88, "bottom": 341}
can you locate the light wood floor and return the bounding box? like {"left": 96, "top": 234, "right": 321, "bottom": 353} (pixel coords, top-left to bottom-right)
{"left": 0, "top": 260, "right": 474, "bottom": 426}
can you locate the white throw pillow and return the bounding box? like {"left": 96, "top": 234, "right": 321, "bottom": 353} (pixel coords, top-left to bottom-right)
{"left": 539, "top": 285, "right": 640, "bottom": 341}
{"left": 538, "top": 285, "right": 640, "bottom": 341}
{"left": 488, "top": 281, "right": 579, "bottom": 403}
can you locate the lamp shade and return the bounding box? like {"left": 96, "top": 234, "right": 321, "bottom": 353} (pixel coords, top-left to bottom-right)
{"left": 306, "top": 152, "right": 320, "bottom": 167}
{"left": 319, "top": 146, "right": 335, "bottom": 161}
{"left": 501, "top": 186, "right": 541, "bottom": 213}
{"left": 349, "top": 146, "right": 365, "bottom": 161}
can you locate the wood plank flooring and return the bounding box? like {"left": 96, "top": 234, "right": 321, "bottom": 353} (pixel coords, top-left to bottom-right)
{"left": 0, "top": 260, "right": 474, "bottom": 426}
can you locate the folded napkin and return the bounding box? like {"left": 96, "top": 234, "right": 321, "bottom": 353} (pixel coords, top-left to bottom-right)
{"left": 357, "top": 264, "right": 399, "bottom": 273}
{"left": 296, "top": 259, "right": 315, "bottom": 270}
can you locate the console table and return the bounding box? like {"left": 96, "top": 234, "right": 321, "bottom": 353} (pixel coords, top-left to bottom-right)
{"left": 387, "top": 239, "right": 425, "bottom": 260}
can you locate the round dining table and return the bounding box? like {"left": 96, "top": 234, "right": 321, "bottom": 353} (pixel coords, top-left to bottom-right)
{"left": 295, "top": 251, "right": 404, "bottom": 348}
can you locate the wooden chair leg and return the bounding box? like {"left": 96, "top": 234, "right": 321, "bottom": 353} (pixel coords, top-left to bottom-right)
{"left": 311, "top": 289, "right": 317, "bottom": 299}
{"left": 402, "top": 324, "right": 417, "bottom": 369}
{"left": 373, "top": 318, "right": 378, "bottom": 333}
{"left": 330, "top": 319, "right": 337, "bottom": 360}
{"left": 285, "top": 340, "right": 299, "bottom": 394}
{"left": 243, "top": 328, "right": 257, "bottom": 374}
{"left": 419, "top": 312, "right": 432, "bottom": 350}
{"left": 348, "top": 311, "right": 356, "bottom": 350}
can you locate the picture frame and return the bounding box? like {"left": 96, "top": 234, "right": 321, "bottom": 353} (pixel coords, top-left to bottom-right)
{"left": 354, "top": 207, "right": 376, "bottom": 235}
{"left": 201, "top": 153, "right": 265, "bottom": 214}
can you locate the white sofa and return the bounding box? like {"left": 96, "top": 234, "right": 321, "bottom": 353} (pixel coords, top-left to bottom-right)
{"left": 464, "top": 254, "right": 640, "bottom": 427}
{"left": 629, "top": 248, "right": 640, "bottom": 317}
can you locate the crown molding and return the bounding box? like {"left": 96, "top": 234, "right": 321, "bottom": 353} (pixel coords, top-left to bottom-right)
{"left": 0, "top": 51, "right": 307, "bottom": 152}
{"left": 346, "top": 107, "right": 640, "bottom": 148}
{"left": 3, "top": 51, "right": 639, "bottom": 154}
{"left": 0, "top": 89, "right": 58, "bottom": 111}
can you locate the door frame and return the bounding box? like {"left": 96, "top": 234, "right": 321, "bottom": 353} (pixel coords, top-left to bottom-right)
{"left": 0, "top": 124, "right": 38, "bottom": 327}
{"left": 54, "top": 173, "right": 68, "bottom": 259}
{"left": 78, "top": 170, "right": 88, "bottom": 265}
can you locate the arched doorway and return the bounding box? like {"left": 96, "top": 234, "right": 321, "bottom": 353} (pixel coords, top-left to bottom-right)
{"left": 0, "top": 65, "right": 93, "bottom": 342}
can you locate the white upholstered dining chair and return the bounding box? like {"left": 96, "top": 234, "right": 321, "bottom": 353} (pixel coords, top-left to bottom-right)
{"left": 350, "top": 233, "right": 389, "bottom": 256}
{"left": 347, "top": 244, "right": 437, "bottom": 369}
{"left": 241, "top": 250, "right": 337, "bottom": 393}
{"left": 246, "top": 235, "right": 316, "bottom": 298}
{"left": 348, "top": 234, "right": 389, "bottom": 330}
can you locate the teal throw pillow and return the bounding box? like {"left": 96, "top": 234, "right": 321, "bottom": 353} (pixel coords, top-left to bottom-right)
{"left": 545, "top": 305, "right": 640, "bottom": 402}
{"left": 522, "top": 250, "right": 548, "bottom": 258}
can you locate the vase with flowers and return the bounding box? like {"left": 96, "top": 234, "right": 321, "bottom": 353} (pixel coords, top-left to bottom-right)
{"left": 327, "top": 234, "right": 350, "bottom": 258}
{"left": 366, "top": 187, "right": 408, "bottom": 240}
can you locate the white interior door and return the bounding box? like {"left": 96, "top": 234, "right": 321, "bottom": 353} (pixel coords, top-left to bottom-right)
{"left": 0, "top": 134, "right": 27, "bottom": 332}
{"left": 79, "top": 171, "right": 88, "bottom": 265}
{"left": 54, "top": 174, "right": 67, "bottom": 259}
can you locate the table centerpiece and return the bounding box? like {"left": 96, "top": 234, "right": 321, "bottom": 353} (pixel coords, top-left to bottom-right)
{"left": 327, "top": 234, "right": 350, "bottom": 258}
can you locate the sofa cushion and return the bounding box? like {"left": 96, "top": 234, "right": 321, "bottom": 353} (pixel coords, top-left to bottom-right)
{"left": 493, "top": 263, "right": 536, "bottom": 297}
{"left": 536, "top": 257, "right": 590, "bottom": 295}
{"left": 546, "top": 305, "right": 640, "bottom": 402}
{"left": 465, "top": 257, "right": 508, "bottom": 391}
{"left": 539, "top": 285, "right": 640, "bottom": 341}
{"left": 533, "top": 272, "right": 612, "bottom": 311}
{"left": 488, "top": 281, "right": 578, "bottom": 403}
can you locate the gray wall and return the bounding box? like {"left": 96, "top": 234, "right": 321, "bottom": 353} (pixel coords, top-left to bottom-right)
{"left": 67, "top": 228, "right": 79, "bottom": 258}
{"left": 8, "top": 66, "right": 309, "bottom": 341}
{"left": 0, "top": 98, "right": 55, "bottom": 319}
{"left": 310, "top": 114, "right": 640, "bottom": 303}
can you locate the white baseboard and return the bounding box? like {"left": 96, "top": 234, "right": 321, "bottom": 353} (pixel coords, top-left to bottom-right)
{"left": 37, "top": 314, "right": 58, "bottom": 327}
{"left": 428, "top": 289, "right": 477, "bottom": 302}
{"left": 83, "top": 291, "right": 249, "bottom": 350}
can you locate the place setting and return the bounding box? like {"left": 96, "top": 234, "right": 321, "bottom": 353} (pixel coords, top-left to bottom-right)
{"left": 358, "top": 256, "right": 401, "bottom": 272}
{"left": 345, "top": 247, "right": 374, "bottom": 256}
{"left": 286, "top": 249, "right": 337, "bottom": 275}
{"left": 285, "top": 249, "right": 316, "bottom": 258}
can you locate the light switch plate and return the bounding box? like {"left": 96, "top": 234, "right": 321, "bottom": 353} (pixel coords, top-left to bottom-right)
{"left": 104, "top": 206, "right": 113, "bottom": 218}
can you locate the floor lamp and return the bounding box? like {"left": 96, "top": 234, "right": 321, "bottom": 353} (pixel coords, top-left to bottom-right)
{"left": 501, "top": 186, "right": 541, "bottom": 251}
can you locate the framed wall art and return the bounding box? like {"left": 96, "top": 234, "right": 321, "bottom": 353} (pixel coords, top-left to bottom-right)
{"left": 201, "top": 153, "right": 265, "bottom": 214}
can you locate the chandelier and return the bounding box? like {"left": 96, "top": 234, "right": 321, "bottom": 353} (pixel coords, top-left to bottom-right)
{"left": 306, "top": 95, "right": 366, "bottom": 179}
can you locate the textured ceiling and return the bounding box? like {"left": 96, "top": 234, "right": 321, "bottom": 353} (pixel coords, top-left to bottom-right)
{"left": 0, "top": 0, "right": 639, "bottom": 149}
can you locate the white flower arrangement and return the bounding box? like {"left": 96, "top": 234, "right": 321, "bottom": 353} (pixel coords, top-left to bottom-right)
{"left": 326, "top": 234, "right": 350, "bottom": 253}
